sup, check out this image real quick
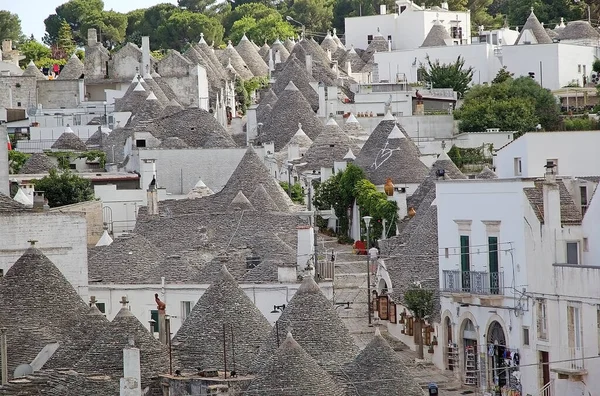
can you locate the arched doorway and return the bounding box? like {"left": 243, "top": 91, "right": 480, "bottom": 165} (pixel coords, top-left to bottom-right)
{"left": 377, "top": 278, "right": 388, "bottom": 295}
{"left": 461, "top": 319, "right": 478, "bottom": 386}
{"left": 487, "top": 321, "right": 507, "bottom": 392}
{"left": 445, "top": 317, "right": 456, "bottom": 371}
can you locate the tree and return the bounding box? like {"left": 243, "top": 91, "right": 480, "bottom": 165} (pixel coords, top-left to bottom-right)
{"left": 32, "top": 169, "right": 95, "bottom": 208}
{"left": 222, "top": 3, "right": 283, "bottom": 37}
{"left": 57, "top": 19, "right": 76, "bottom": 58}
{"left": 419, "top": 55, "right": 474, "bottom": 99}
{"left": 332, "top": 0, "right": 396, "bottom": 32}
{"left": 492, "top": 66, "right": 514, "bottom": 84}
{"left": 454, "top": 76, "right": 560, "bottom": 132}
{"left": 18, "top": 37, "right": 52, "bottom": 67}
{"left": 287, "top": 0, "right": 334, "bottom": 36}
{"left": 0, "top": 11, "right": 23, "bottom": 43}
{"left": 44, "top": 0, "right": 104, "bottom": 46}
{"left": 178, "top": 0, "right": 218, "bottom": 12}
{"left": 8, "top": 151, "right": 30, "bottom": 174}
{"left": 229, "top": 14, "right": 296, "bottom": 44}
{"left": 506, "top": 0, "right": 585, "bottom": 28}
{"left": 279, "top": 182, "right": 304, "bottom": 204}
{"left": 156, "top": 10, "right": 224, "bottom": 51}
{"left": 80, "top": 10, "right": 128, "bottom": 49}
{"left": 403, "top": 284, "right": 434, "bottom": 360}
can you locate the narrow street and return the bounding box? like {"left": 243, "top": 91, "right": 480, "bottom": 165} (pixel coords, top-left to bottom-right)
{"left": 323, "top": 236, "right": 470, "bottom": 396}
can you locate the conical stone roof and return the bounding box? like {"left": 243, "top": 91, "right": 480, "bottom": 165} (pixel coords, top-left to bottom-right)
{"left": 22, "top": 60, "right": 46, "bottom": 80}
{"left": 159, "top": 136, "right": 189, "bottom": 149}
{"left": 142, "top": 73, "right": 171, "bottom": 105}
{"left": 248, "top": 183, "right": 280, "bottom": 212}
{"left": 95, "top": 229, "right": 113, "bottom": 246}
{"left": 258, "top": 42, "right": 270, "bottom": 57}
{"left": 422, "top": 20, "right": 451, "bottom": 47}
{"left": 477, "top": 165, "right": 498, "bottom": 179}
{"left": 187, "top": 178, "right": 214, "bottom": 199}
{"left": 246, "top": 332, "right": 344, "bottom": 396}
{"left": 228, "top": 190, "right": 255, "bottom": 211}
{"left": 321, "top": 32, "right": 339, "bottom": 54}
{"left": 75, "top": 305, "right": 170, "bottom": 388}
{"left": 252, "top": 276, "right": 358, "bottom": 373}
{"left": 218, "top": 146, "right": 293, "bottom": 211}
{"left": 344, "top": 113, "right": 368, "bottom": 144}
{"left": 273, "top": 56, "right": 319, "bottom": 111}
{"left": 127, "top": 92, "right": 164, "bottom": 128}
{"left": 57, "top": 54, "right": 84, "bottom": 80}
{"left": 269, "top": 39, "right": 290, "bottom": 63}
{"left": 19, "top": 152, "right": 56, "bottom": 174}
{"left": 283, "top": 37, "right": 295, "bottom": 52}
{"left": 217, "top": 41, "right": 254, "bottom": 80}
{"left": 161, "top": 98, "right": 184, "bottom": 118}
{"left": 115, "top": 82, "right": 148, "bottom": 113}
{"left": 343, "top": 328, "right": 423, "bottom": 396}
{"left": 344, "top": 47, "right": 365, "bottom": 73}
{"left": 51, "top": 132, "right": 87, "bottom": 151}
{"left": 0, "top": 247, "right": 90, "bottom": 375}
{"left": 407, "top": 150, "right": 465, "bottom": 209}
{"left": 236, "top": 34, "right": 269, "bottom": 77}
{"left": 85, "top": 127, "right": 109, "bottom": 148}
{"left": 195, "top": 39, "right": 228, "bottom": 80}
{"left": 558, "top": 20, "right": 600, "bottom": 41}
{"left": 172, "top": 266, "right": 272, "bottom": 374}
{"left": 299, "top": 118, "right": 355, "bottom": 171}
{"left": 184, "top": 45, "right": 223, "bottom": 98}
{"left": 516, "top": 10, "right": 552, "bottom": 44}
{"left": 362, "top": 31, "right": 388, "bottom": 62}
{"left": 354, "top": 121, "right": 428, "bottom": 185}
{"left": 257, "top": 81, "right": 323, "bottom": 151}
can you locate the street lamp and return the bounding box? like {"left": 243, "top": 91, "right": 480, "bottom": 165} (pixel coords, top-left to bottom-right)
{"left": 363, "top": 215, "right": 373, "bottom": 325}
{"left": 286, "top": 15, "right": 306, "bottom": 39}
{"left": 286, "top": 162, "right": 293, "bottom": 198}
{"left": 574, "top": 0, "right": 591, "bottom": 23}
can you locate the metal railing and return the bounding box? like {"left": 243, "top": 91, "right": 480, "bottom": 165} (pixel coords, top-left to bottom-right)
{"left": 554, "top": 347, "right": 585, "bottom": 371}
{"left": 538, "top": 379, "right": 554, "bottom": 396}
{"left": 442, "top": 270, "right": 504, "bottom": 295}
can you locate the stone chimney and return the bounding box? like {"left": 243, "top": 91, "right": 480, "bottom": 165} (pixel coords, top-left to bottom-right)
{"left": 380, "top": 4, "right": 387, "bottom": 14}
{"left": 120, "top": 336, "right": 142, "bottom": 396}
{"left": 1, "top": 40, "right": 12, "bottom": 54}
{"left": 441, "top": 1, "right": 449, "bottom": 10}
{"left": 141, "top": 36, "right": 151, "bottom": 77}
{"left": 542, "top": 173, "right": 561, "bottom": 231}
{"left": 297, "top": 225, "right": 314, "bottom": 271}
{"left": 326, "top": 49, "right": 332, "bottom": 61}
{"left": 32, "top": 191, "right": 48, "bottom": 212}
{"left": 305, "top": 55, "right": 312, "bottom": 76}
{"left": 288, "top": 142, "right": 299, "bottom": 161}
{"left": 274, "top": 50, "right": 281, "bottom": 64}
{"left": 87, "top": 29, "right": 97, "bottom": 47}
{"left": 147, "top": 186, "right": 159, "bottom": 216}
{"left": 346, "top": 61, "right": 352, "bottom": 75}
{"left": 277, "top": 262, "right": 297, "bottom": 283}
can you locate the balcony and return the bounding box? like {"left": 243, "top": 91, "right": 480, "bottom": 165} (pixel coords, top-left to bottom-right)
{"left": 551, "top": 347, "right": 587, "bottom": 376}
{"left": 442, "top": 270, "right": 504, "bottom": 296}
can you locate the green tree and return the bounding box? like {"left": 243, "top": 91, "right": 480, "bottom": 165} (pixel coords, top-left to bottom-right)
{"left": 492, "top": 66, "right": 514, "bottom": 84}
{"left": 288, "top": 0, "right": 334, "bottom": 36}
{"left": 223, "top": 3, "right": 282, "bottom": 37}
{"left": 0, "top": 11, "right": 23, "bottom": 43}
{"left": 8, "top": 151, "right": 30, "bottom": 174}
{"left": 80, "top": 10, "right": 127, "bottom": 49}
{"left": 507, "top": 0, "right": 585, "bottom": 28}
{"left": 419, "top": 55, "right": 474, "bottom": 98}
{"left": 32, "top": 169, "right": 95, "bottom": 208}
{"left": 57, "top": 19, "right": 76, "bottom": 58}
{"left": 279, "top": 182, "right": 304, "bottom": 204}
{"left": 403, "top": 284, "right": 434, "bottom": 360}
{"left": 178, "top": 0, "right": 218, "bottom": 12}
{"left": 229, "top": 14, "right": 296, "bottom": 44}
{"left": 455, "top": 76, "right": 560, "bottom": 132}
{"left": 156, "top": 10, "right": 224, "bottom": 51}
{"left": 44, "top": 0, "right": 104, "bottom": 45}
{"left": 332, "top": 0, "right": 396, "bottom": 32}
{"left": 18, "top": 37, "right": 52, "bottom": 67}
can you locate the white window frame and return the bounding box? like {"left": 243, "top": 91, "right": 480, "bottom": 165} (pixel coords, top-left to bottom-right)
{"left": 181, "top": 301, "right": 194, "bottom": 321}
{"left": 537, "top": 299, "right": 548, "bottom": 341}
{"left": 566, "top": 241, "right": 580, "bottom": 265}
{"left": 514, "top": 157, "right": 522, "bottom": 176}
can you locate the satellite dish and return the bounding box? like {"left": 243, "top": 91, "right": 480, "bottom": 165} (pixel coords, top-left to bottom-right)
{"left": 14, "top": 363, "right": 33, "bottom": 378}
{"left": 26, "top": 106, "right": 37, "bottom": 117}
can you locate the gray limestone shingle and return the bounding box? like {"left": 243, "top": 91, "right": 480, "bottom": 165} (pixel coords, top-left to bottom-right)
{"left": 85, "top": 128, "right": 109, "bottom": 148}
{"left": 343, "top": 48, "right": 366, "bottom": 73}
{"left": 143, "top": 76, "right": 171, "bottom": 105}
{"left": 362, "top": 33, "right": 388, "bottom": 62}
{"left": 217, "top": 42, "right": 254, "bottom": 80}
{"left": 114, "top": 83, "right": 149, "bottom": 113}
{"left": 558, "top": 20, "right": 600, "bottom": 41}
{"left": 257, "top": 82, "right": 323, "bottom": 151}
{"left": 421, "top": 21, "right": 451, "bottom": 47}
{"left": 272, "top": 55, "right": 319, "bottom": 111}
{"left": 158, "top": 136, "right": 189, "bottom": 148}
{"left": 258, "top": 42, "right": 270, "bottom": 57}
{"left": 320, "top": 33, "right": 339, "bottom": 54}
{"left": 172, "top": 265, "right": 272, "bottom": 374}
{"left": 266, "top": 39, "right": 290, "bottom": 63}
{"left": 236, "top": 35, "right": 269, "bottom": 77}
{"left": 75, "top": 306, "right": 170, "bottom": 389}
{"left": 0, "top": 194, "right": 28, "bottom": 212}
{"left": 195, "top": 40, "right": 229, "bottom": 81}
{"left": 57, "top": 54, "right": 84, "bottom": 80}
{"left": 516, "top": 10, "right": 553, "bottom": 44}
{"left": 477, "top": 166, "right": 498, "bottom": 179}
{"left": 252, "top": 277, "right": 358, "bottom": 374}
{"left": 298, "top": 118, "right": 357, "bottom": 171}
{"left": 354, "top": 120, "right": 428, "bottom": 185}
{"left": 19, "top": 153, "right": 57, "bottom": 174}
{"left": 22, "top": 61, "right": 46, "bottom": 80}
{"left": 524, "top": 179, "right": 582, "bottom": 225}
{"left": 51, "top": 132, "right": 87, "bottom": 151}
{"left": 283, "top": 38, "right": 295, "bottom": 53}
{"left": 246, "top": 332, "right": 344, "bottom": 396}
{"left": 150, "top": 108, "right": 237, "bottom": 148}
{"left": 248, "top": 183, "right": 280, "bottom": 212}
{"left": 343, "top": 330, "right": 423, "bottom": 396}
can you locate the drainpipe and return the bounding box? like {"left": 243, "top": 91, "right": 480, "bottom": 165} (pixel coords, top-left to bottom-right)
{"left": 1, "top": 327, "right": 7, "bottom": 385}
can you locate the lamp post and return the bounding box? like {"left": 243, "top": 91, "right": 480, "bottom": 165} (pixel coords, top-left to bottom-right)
{"left": 103, "top": 101, "right": 107, "bottom": 127}
{"left": 574, "top": 0, "right": 591, "bottom": 23}
{"left": 287, "top": 163, "right": 293, "bottom": 198}
{"left": 286, "top": 16, "right": 306, "bottom": 39}
{"left": 363, "top": 215, "right": 373, "bottom": 325}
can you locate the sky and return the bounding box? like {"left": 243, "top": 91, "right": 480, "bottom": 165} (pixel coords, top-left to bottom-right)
{"left": 2, "top": 0, "right": 178, "bottom": 42}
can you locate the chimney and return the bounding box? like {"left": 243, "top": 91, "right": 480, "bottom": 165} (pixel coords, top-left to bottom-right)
{"left": 326, "top": 49, "right": 332, "bottom": 61}
{"left": 317, "top": 84, "right": 326, "bottom": 118}
{"left": 120, "top": 336, "right": 142, "bottom": 396}
{"left": 277, "top": 262, "right": 297, "bottom": 283}
{"left": 305, "top": 55, "right": 313, "bottom": 76}
{"left": 274, "top": 50, "right": 281, "bottom": 64}
{"left": 346, "top": 61, "right": 352, "bottom": 75}
{"left": 33, "top": 191, "right": 48, "bottom": 212}
{"left": 441, "top": 1, "right": 449, "bottom": 10}
{"left": 147, "top": 187, "right": 159, "bottom": 216}
{"left": 1, "top": 40, "right": 12, "bottom": 54}
{"left": 140, "top": 159, "right": 156, "bottom": 190}
{"left": 87, "top": 28, "right": 98, "bottom": 47}
{"left": 380, "top": 4, "right": 387, "bottom": 14}
{"left": 141, "top": 36, "right": 151, "bottom": 77}
{"left": 542, "top": 173, "right": 561, "bottom": 230}
{"left": 297, "top": 226, "right": 314, "bottom": 271}
{"left": 332, "top": 60, "right": 340, "bottom": 78}
{"left": 246, "top": 106, "right": 258, "bottom": 144}
{"left": 288, "top": 142, "right": 299, "bottom": 161}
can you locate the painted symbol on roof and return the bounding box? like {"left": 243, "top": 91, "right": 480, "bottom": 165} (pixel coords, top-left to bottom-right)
{"left": 371, "top": 141, "right": 400, "bottom": 170}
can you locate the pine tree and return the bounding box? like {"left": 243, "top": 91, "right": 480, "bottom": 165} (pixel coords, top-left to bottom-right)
{"left": 57, "top": 19, "right": 75, "bottom": 59}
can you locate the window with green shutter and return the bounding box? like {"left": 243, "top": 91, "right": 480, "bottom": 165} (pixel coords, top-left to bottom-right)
{"left": 488, "top": 236, "right": 499, "bottom": 294}
{"left": 460, "top": 235, "right": 470, "bottom": 291}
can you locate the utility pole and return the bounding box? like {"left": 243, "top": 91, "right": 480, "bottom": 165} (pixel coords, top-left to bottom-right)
{"left": 363, "top": 216, "right": 373, "bottom": 325}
